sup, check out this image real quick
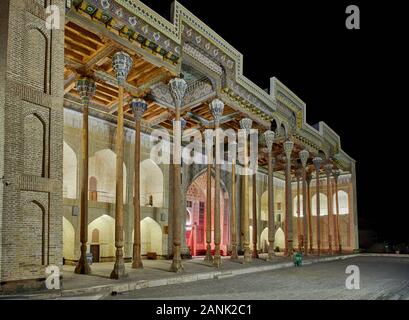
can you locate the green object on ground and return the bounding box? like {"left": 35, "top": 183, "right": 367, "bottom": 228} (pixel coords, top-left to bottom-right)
{"left": 294, "top": 252, "right": 302, "bottom": 266}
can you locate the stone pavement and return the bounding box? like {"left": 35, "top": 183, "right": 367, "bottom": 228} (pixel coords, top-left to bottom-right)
{"left": 57, "top": 253, "right": 359, "bottom": 298}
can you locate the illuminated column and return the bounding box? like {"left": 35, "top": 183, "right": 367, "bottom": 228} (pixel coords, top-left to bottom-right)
{"left": 210, "top": 98, "right": 224, "bottom": 268}
{"left": 130, "top": 98, "right": 147, "bottom": 269}
{"left": 324, "top": 163, "right": 333, "bottom": 255}
{"left": 264, "top": 130, "right": 276, "bottom": 261}
{"left": 283, "top": 140, "right": 294, "bottom": 256}
{"left": 203, "top": 129, "right": 213, "bottom": 263}
{"left": 110, "top": 51, "right": 132, "bottom": 279}
{"left": 252, "top": 171, "right": 258, "bottom": 258}
{"left": 312, "top": 156, "right": 322, "bottom": 256}
{"left": 169, "top": 77, "right": 187, "bottom": 273}
{"left": 230, "top": 141, "right": 239, "bottom": 260}
{"left": 306, "top": 172, "right": 313, "bottom": 253}
{"left": 299, "top": 149, "right": 309, "bottom": 255}
{"left": 240, "top": 118, "right": 252, "bottom": 263}
{"left": 74, "top": 77, "right": 96, "bottom": 275}
{"left": 333, "top": 169, "right": 342, "bottom": 253}
{"left": 295, "top": 167, "right": 302, "bottom": 250}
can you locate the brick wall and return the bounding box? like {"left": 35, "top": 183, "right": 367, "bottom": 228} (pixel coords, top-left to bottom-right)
{"left": 0, "top": 0, "right": 65, "bottom": 293}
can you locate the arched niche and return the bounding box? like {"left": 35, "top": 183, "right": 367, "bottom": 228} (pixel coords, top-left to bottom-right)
{"left": 63, "top": 141, "right": 77, "bottom": 199}
{"left": 88, "top": 215, "right": 115, "bottom": 259}
{"left": 260, "top": 227, "right": 269, "bottom": 252}
{"left": 311, "top": 193, "right": 328, "bottom": 216}
{"left": 63, "top": 217, "right": 75, "bottom": 261}
{"left": 293, "top": 195, "right": 304, "bottom": 217}
{"left": 333, "top": 190, "right": 349, "bottom": 215}
{"left": 89, "top": 149, "right": 127, "bottom": 203}
{"left": 260, "top": 191, "right": 268, "bottom": 221}
{"left": 274, "top": 227, "right": 285, "bottom": 250}
{"left": 25, "top": 28, "right": 47, "bottom": 93}
{"left": 138, "top": 217, "right": 163, "bottom": 255}
{"left": 24, "top": 114, "right": 46, "bottom": 177}
{"left": 140, "top": 159, "right": 164, "bottom": 208}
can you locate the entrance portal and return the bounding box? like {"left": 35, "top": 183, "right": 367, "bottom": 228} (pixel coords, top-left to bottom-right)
{"left": 185, "top": 170, "right": 229, "bottom": 256}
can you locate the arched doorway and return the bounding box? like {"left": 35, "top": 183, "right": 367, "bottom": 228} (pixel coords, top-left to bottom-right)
{"left": 185, "top": 170, "right": 229, "bottom": 256}
{"left": 275, "top": 227, "right": 285, "bottom": 251}
{"left": 88, "top": 214, "right": 115, "bottom": 262}
{"left": 63, "top": 217, "right": 75, "bottom": 263}
{"left": 137, "top": 217, "right": 163, "bottom": 255}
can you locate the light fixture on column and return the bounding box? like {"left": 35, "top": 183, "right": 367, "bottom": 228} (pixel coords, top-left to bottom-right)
{"left": 74, "top": 77, "right": 96, "bottom": 275}
{"left": 312, "top": 156, "right": 322, "bottom": 256}
{"left": 112, "top": 51, "right": 133, "bottom": 86}
{"left": 169, "top": 77, "right": 187, "bottom": 273}
{"left": 209, "top": 98, "right": 224, "bottom": 268}
{"left": 299, "top": 149, "right": 309, "bottom": 256}
{"left": 264, "top": 130, "right": 275, "bottom": 261}
{"left": 130, "top": 97, "right": 147, "bottom": 269}
{"left": 110, "top": 51, "right": 133, "bottom": 279}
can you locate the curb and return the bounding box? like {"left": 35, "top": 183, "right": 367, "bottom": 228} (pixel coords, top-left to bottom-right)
{"left": 61, "top": 254, "right": 360, "bottom": 297}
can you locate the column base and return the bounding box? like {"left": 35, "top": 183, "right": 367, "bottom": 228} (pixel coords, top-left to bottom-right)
{"left": 203, "top": 244, "right": 213, "bottom": 263}
{"left": 131, "top": 258, "right": 143, "bottom": 269}
{"left": 243, "top": 245, "right": 252, "bottom": 263}
{"left": 213, "top": 245, "right": 222, "bottom": 268}
{"left": 252, "top": 246, "right": 259, "bottom": 259}
{"left": 170, "top": 246, "right": 183, "bottom": 273}
{"left": 230, "top": 245, "right": 239, "bottom": 260}
{"left": 266, "top": 244, "right": 275, "bottom": 261}
{"left": 74, "top": 246, "right": 91, "bottom": 275}
{"left": 110, "top": 249, "right": 126, "bottom": 279}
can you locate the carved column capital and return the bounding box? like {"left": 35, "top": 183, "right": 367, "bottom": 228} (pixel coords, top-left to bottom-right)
{"left": 299, "top": 149, "right": 309, "bottom": 168}
{"left": 130, "top": 98, "right": 147, "bottom": 122}
{"left": 112, "top": 51, "right": 133, "bottom": 85}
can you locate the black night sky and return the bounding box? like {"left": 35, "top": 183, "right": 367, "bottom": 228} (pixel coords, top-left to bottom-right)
{"left": 140, "top": 1, "right": 406, "bottom": 245}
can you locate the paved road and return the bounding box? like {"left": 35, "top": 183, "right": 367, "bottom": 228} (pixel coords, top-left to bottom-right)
{"left": 105, "top": 256, "right": 409, "bottom": 300}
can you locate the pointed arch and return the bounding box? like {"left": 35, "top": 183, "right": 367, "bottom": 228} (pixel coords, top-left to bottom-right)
{"left": 63, "top": 141, "right": 77, "bottom": 199}
{"left": 140, "top": 159, "right": 164, "bottom": 207}
{"left": 63, "top": 217, "right": 75, "bottom": 261}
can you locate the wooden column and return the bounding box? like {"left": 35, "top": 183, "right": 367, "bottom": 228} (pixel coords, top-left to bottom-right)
{"left": 230, "top": 141, "right": 238, "bottom": 260}
{"left": 299, "top": 149, "right": 309, "bottom": 255}
{"left": 252, "top": 173, "right": 258, "bottom": 258}
{"left": 240, "top": 118, "right": 252, "bottom": 263}
{"left": 313, "top": 157, "right": 322, "bottom": 256}
{"left": 111, "top": 51, "right": 132, "bottom": 279}
{"left": 210, "top": 99, "right": 224, "bottom": 268}
{"left": 169, "top": 78, "right": 187, "bottom": 273}
{"left": 324, "top": 163, "right": 333, "bottom": 255}
{"left": 74, "top": 77, "right": 95, "bottom": 275}
{"left": 131, "top": 98, "right": 147, "bottom": 269}
{"left": 264, "top": 130, "right": 275, "bottom": 261}
{"left": 306, "top": 172, "right": 313, "bottom": 254}
{"left": 333, "top": 170, "right": 342, "bottom": 253}
{"left": 296, "top": 168, "right": 302, "bottom": 251}
{"left": 204, "top": 129, "right": 213, "bottom": 263}
{"left": 283, "top": 140, "right": 294, "bottom": 256}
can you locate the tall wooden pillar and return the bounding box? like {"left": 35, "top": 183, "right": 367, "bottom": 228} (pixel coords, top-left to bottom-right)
{"left": 131, "top": 98, "right": 147, "bottom": 269}
{"left": 283, "top": 140, "right": 294, "bottom": 256}
{"left": 324, "top": 163, "right": 333, "bottom": 255}
{"left": 230, "top": 141, "right": 238, "bottom": 260}
{"left": 306, "top": 172, "right": 313, "bottom": 253}
{"left": 333, "top": 169, "right": 342, "bottom": 253}
{"left": 74, "top": 77, "right": 96, "bottom": 275}
{"left": 312, "top": 157, "right": 322, "bottom": 256}
{"left": 296, "top": 168, "right": 302, "bottom": 250}
{"left": 299, "top": 149, "right": 309, "bottom": 255}
{"left": 264, "top": 130, "right": 276, "bottom": 261}
{"left": 210, "top": 99, "right": 224, "bottom": 268}
{"left": 240, "top": 118, "right": 253, "bottom": 263}
{"left": 204, "top": 130, "right": 213, "bottom": 263}
{"left": 169, "top": 78, "right": 187, "bottom": 273}
{"left": 252, "top": 172, "right": 258, "bottom": 258}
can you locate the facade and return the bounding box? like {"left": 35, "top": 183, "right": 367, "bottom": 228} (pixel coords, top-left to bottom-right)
{"left": 0, "top": 0, "right": 358, "bottom": 293}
